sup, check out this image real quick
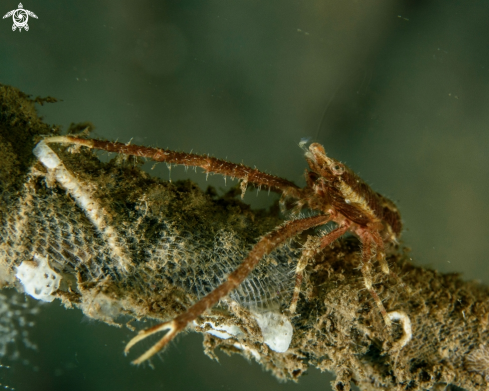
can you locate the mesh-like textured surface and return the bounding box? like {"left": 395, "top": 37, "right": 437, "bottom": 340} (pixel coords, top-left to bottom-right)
{"left": 1, "top": 168, "right": 297, "bottom": 310}
{"left": 1, "top": 84, "right": 489, "bottom": 391}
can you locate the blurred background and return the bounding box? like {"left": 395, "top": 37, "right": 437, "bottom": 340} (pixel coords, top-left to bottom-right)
{"left": 1, "top": 0, "right": 489, "bottom": 389}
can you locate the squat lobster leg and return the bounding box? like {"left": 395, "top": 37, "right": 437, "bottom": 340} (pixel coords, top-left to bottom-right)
{"left": 371, "top": 231, "right": 411, "bottom": 294}
{"left": 289, "top": 223, "right": 350, "bottom": 314}
{"left": 43, "top": 136, "right": 302, "bottom": 199}
{"left": 358, "top": 230, "right": 392, "bottom": 328}
{"left": 126, "top": 214, "right": 331, "bottom": 364}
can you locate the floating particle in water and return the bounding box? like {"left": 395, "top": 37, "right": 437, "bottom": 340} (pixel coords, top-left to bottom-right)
{"left": 0, "top": 364, "right": 13, "bottom": 391}
{"left": 0, "top": 290, "right": 40, "bottom": 390}
{"left": 0, "top": 290, "right": 39, "bottom": 360}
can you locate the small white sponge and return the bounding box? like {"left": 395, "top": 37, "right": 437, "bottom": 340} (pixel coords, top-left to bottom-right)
{"left": 15, "top": 254, "right": 61, "bottom": 302}
{"left": 252, "top": 311, "right": 293, "bottom": 353}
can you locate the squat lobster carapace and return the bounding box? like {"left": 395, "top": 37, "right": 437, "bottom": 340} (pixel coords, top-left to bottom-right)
{"left": 40, "top": 135, "right": 405, "bottom": 364}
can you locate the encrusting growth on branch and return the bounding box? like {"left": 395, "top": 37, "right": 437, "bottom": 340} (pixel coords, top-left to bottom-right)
{"left": 125, "top": 215, "right": 330, "bottom": 364}
{"left": 1, "top": 84, "right": 489, "bottom": 391}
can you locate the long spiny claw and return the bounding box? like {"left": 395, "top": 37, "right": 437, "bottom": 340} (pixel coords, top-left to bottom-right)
{"left": 42, "top": 136, "right": 302, "bottom": 198}
{"left": 125, "top": 214, "right": 331, "bottom": 364}
{"left": 125, "top": 320, "right": 180, "bottom": 365}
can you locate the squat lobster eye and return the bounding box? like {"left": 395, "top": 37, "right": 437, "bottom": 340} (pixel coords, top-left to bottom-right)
{"left": 331, "top": 163, "right": 344, "bottom": 175}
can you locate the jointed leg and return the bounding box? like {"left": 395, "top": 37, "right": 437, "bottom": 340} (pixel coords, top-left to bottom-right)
{"left": 289, "top": 223, "right": 350, "bottom": 314}
{"left": 359, "top": 232, "right": 392, "bottom": 328}
{"left": 125, "top": 214, "right": 330, "bottom": 364}
{"left": 42, "top": 136, "right": 302, "bottom": 199}
{"left": 370, "top": 231, "right": 391, "bottom": 275}
{"left": 370, "top": 231, "right": 411, "bottom": 294}
{"left": 288, "top": 235, "right": 320, "bottom": 314}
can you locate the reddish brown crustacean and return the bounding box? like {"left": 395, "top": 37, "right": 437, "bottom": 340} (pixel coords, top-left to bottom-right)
{"left": 40, "top": 135, "right": 404, "bottom": 364}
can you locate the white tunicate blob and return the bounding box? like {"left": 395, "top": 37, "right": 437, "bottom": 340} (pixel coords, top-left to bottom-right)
{"left": 15, "top": 254, "right": 61, "bottom": 302}
{"left": 252, "top": 311, "right": 293, "bottom": 353}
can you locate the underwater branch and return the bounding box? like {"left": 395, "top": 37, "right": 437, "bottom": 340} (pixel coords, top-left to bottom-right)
{"left": 0, "top": 84, "right": 488, "bottom": 391}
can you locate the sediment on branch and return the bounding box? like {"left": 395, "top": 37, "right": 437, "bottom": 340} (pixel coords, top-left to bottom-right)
{"left": 0, "top": 84, "right": 487, "bottom": 391}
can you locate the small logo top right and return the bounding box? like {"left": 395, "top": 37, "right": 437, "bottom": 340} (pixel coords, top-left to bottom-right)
{"left": 3, "top": 3, "right": 38, "bottom": 32}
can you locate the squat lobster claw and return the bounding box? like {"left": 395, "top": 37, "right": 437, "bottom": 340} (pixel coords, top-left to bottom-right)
{"left": 40, "top": 136, "right": 405, "bottom": 363}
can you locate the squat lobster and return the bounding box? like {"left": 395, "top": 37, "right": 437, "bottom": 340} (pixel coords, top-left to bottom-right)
{"left": 40, "top": 135, "right": 404, "bottom": 364}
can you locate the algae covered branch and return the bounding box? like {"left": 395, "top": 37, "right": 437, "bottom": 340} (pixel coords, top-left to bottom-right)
{"left": 0, "top": 84, "right": 488, "bottom": 391}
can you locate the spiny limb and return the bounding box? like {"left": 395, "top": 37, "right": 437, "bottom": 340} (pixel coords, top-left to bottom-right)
{"left": 43, "top": 136, "right": 302, "bottom": 198}
{"left": 319, "top": 223, "right": 350, "bottom": 250}
{"left": 359, "top": 233, "right": 392, "bottom": 328}
{"left": 289, "top": 223, "right": 350, "bottom": 314}
{"left": 370, "top": 230, "right": 391, "bottom": 275}
{"left": 124, "top": 322, "right": 176, "bottom": 363}
{"left": 289, "top": 235, "right": 322, "bottom": 314}
{"left": 125, "top": 214, "right": 331, "bottom": 364}
{"left": 370, "top": 231, "right": 411, "bottom": 294}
